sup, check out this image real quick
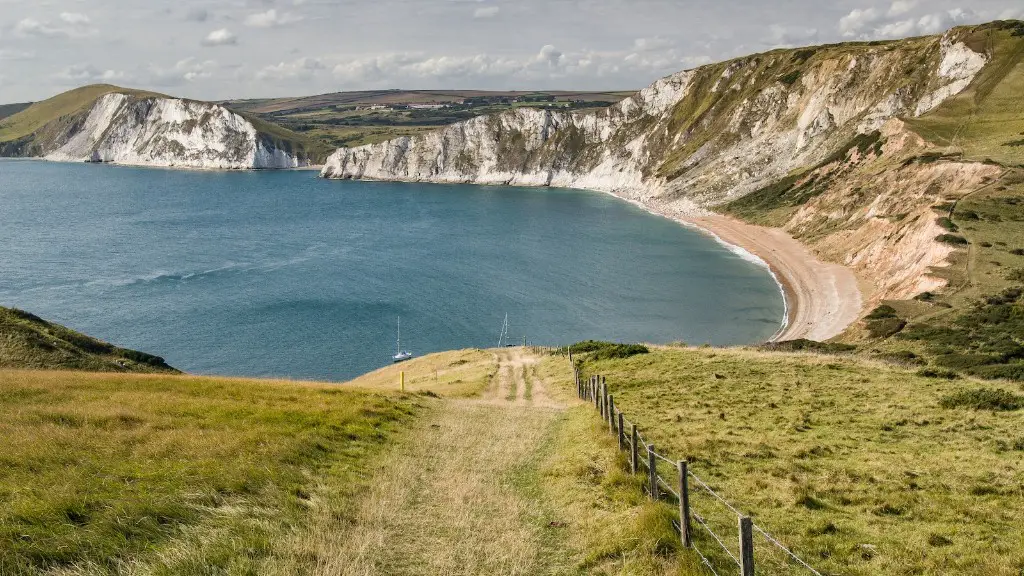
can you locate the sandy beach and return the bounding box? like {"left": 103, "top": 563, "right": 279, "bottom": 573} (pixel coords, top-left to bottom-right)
{"left": 683, "top": 214, "right": 864, "bottom": 342}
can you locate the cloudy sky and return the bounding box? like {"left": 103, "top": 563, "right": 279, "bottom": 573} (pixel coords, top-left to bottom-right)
{"left": 1, "top": 0, "right": 1022, "bottom": 103}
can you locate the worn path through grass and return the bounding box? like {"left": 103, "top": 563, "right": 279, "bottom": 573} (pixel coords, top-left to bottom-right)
{"left": 315, "top": 349, "right": 567, "bottom": 575}
{"left": 311, "top": 349, "right": 690, "bottom": 576}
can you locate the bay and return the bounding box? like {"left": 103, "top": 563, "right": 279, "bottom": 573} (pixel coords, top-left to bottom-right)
{"left": 0, "top": 159, "right": 784, "bottom": 381}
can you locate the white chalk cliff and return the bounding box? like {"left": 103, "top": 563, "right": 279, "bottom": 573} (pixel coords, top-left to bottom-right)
{"left": 43, "top": 93, "right": 310, "bottom": 169}
{"left": 322, "top": 29, "right": 994, "bottom": 307}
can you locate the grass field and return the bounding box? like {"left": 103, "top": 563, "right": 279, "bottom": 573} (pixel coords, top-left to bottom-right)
{"left": 571, "top": 345, "right": 1024, "bottom": 576}
{"left": 0, "top": 349, "right": 700, "bottom": 575}
{"left": 0, "top": 370, "right": 421, "bottom": 574}
{"left": 224, "top": 89, "right": 634, "bottom": 150}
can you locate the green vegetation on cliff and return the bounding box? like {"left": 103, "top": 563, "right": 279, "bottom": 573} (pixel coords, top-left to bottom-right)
{"left": 0, "top": 306, "right": 176, "bottom": 373}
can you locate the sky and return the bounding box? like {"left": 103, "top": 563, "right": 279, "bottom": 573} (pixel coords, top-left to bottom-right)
{"left": 1, "top": 0, "right": 1022, "bottom": 103}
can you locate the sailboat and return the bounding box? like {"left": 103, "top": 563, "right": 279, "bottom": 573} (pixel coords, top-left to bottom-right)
{"left": 392, "top": 317, "right": 413, "bottom": 363}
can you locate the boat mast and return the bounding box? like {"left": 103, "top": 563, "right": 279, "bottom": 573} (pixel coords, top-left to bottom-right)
{"left": 397, "top": 317, "right": 401, "bottom": 355}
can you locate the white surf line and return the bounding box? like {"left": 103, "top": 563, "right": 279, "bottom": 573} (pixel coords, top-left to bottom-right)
{"left": 586, "top": 187, "right": 790, "bottom": 343}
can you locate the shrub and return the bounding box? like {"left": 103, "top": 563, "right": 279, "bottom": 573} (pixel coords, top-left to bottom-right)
{"left": 940, "top": 388, "right": 1023, "bottom": 411}
{"left": 1005, "top": 268, "right": 1024, "bottom": 282}
{"left": 936, "top": 217, "right": 959, "bottom": 232}
{"left": 865, "top": 305, "right": 898, "bottom": 320}
{"left": 967, "top": 364, "right": 1024, "bottom": 381}
{"left": 591, "top": 344, "right": 650, "bottom": 361}
{"left": 933, "top": 353, "right": 999, "bottom": 370}
{"left": 917, "top": 368, "right": 960, "bottom": 380}
{"left": 760, "top": 339, "right": 856, "bottom": 354}
{"left": 867, "top": 318, "right": 906, "bottom": 339}
{"left": 779, "top": 70, "right": 802, "bottom": 86}
{"left": 914, "top": 292, "right": 936, "bottom": 302}
{"left": 936, "top": 234, "right": 969, "bottom": 246}
{"left": 1011, "top": 249, "right": 1024, "bottom": 256}
{"left": 876, "top": 351, "right": 926, "bottom": 366}
{"left": 570, "top": 340, "right": 649, "bottom": 360}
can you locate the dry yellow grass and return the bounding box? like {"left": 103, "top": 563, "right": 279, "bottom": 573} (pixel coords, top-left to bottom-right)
{"left": 0, "top": 369, "right": 420, "bottom": 574}
{"left": 343, "top": 348, "right": 497, "bottom": 397}
{"left": 571, "top": 346, "right": 1024, "bottom": 575}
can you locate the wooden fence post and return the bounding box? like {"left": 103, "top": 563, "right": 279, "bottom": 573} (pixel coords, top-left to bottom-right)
{"left": 630, "top": 424, "right": 639, "bottom": 474}
{"left": 648, "top": 444, "right": 659, "bottom": 500}
{"left": 598, "top": 383, "right": 606, "bottom": 420}
{"left": 594, "top": 378, "right": 601, "bottom": 411}
{"left": 608, "top": 396, "right": 615, "bottom": 434}
{"left": 739, "top": 516, "right": 755, "bottom": 576}
{"left": 617, "top": 412, "right": 625, "bottom": 452}
{"left": 679, "top": 461, "right": 692, "bottom": 548}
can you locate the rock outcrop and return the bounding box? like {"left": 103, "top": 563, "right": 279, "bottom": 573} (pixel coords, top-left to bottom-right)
{"left": 10, "top": 92, "right": 314, "bottom": 169}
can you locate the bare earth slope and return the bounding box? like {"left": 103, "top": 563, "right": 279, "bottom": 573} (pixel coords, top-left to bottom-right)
{"left": 321, "top": 23, "right": 1023, "bottom": 340}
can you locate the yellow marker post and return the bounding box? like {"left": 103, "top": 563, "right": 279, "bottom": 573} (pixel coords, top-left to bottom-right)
{"left": 400, "top": 371, "right": 405, "bottom": 392}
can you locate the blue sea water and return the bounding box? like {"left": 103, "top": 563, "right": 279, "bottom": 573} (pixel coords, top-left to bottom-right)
{"left": 0, "top": 159, "right": 784, "bottom": 381}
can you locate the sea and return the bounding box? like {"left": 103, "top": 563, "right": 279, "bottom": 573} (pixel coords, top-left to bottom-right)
{"left": 0, "top": 159, "right": 785, "bottom": 381}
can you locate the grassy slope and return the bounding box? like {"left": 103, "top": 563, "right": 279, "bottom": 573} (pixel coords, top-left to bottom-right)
{"left": 0, "top": 370, "right": 420, "bottom": 574}
{"left": 0, "top": 85, "right": 164, "bottom": 143}
{"left": 0, "top": 350, "right": 694, "bottom": 574}
{"left": 572, "top": 346, "right": 1024, "bottom": 576}
{"left": 0, "top": 307, "right": 176, "bottom": 373}
{"left": 343, "top": 348, "right": 497, "bottom": 397}
{"left": 905, "top": 23, "right": 1024, "bottom": 166}
{"left": 0, "top": 103, "right": 32, "bottom": 122}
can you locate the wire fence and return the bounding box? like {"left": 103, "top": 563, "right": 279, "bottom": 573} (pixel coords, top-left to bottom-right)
{"left": 568, "top": 350, "right": 828, "bottom": 576}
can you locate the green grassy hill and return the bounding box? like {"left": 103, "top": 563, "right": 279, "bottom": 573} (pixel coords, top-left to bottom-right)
{"left": 569, "top": 343, "right": 1024, "bottom": 575}
{"left": 224, "top": 89, "right": 634, "bottom": 149}
{"left": 0, "top": 102, "right": 32, "bottom": 122}
{"left": 0, "top": 307, "right": 176, "bottom": 373}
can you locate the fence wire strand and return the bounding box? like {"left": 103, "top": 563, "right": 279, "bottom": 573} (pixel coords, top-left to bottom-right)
{"left": 688, "top": 472, "right": 743, "bottom": 518}
{"left": 754, "top": 524, "right": 826, "bottom": 576}
{"left": 654, "top": 451, "right": 676, "bottom": 466}
{"left": 692, "top": 508, "right": 741, "bottom": 568}
{"left": 674, "top": 521, "right": 721, "bottom": 576}
{"left": 657, "top": 475, "right": 680, "bottom": 499}
{"left": 581, "top": 368, "right": 826, "bottom": 576}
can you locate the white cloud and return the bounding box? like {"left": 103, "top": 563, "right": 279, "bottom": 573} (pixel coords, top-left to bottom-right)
{"left": 473, "top": 6, "right": 500, "bottom": 19}
{"left": 888, "top": 0, "right": 918, "bottom": 18}
{"left": 765, "top": 25, "right": 819, "bottom": 47}
{"left": 245, "top": 9, "right": 303, "bottom": 28}
{"left": 146, "top": 58, "right": 218, "bottom": 86}
{"left": 202, "top": 29, "right": 237, "bottom": 47}
{"left": 838, "top": 8, "right": 881, "bottom": 37}
{"left": 54, "top": 64, "right": 125, "bottom": 84}
{"left": 15, "top": 14, "right": 97, "bottom": 39}
{"left": 256, "top": 57, "right": 325, "bottom": 81}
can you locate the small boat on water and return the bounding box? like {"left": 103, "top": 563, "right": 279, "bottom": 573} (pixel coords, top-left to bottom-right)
{"left": 393, "top": 317, "right": 413, "bottom": 363}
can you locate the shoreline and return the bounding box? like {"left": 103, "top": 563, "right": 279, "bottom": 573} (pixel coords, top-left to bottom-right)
{"left": 682, "top": 214, "right": 863, "bottom": 342}
{"left": 586, "top": 190, "right": 864, "bottom": 342}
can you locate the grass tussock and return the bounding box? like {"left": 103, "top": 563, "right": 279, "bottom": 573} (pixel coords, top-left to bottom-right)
{"left": 571, "top": 347, "right": 1024, "bottom": 576}
{"left": 0, "top": 370, "right": 419, "bottom": 574}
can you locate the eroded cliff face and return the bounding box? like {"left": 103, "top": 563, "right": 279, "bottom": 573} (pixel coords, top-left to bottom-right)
{"left": 774, "top": 120, "right": 1001, "bottom": 306}
{"left": 40, "top": 93, "right": 310, "bottom": 169}
{"left": 321, "top": 29, "right": 993, "bottom": 305}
